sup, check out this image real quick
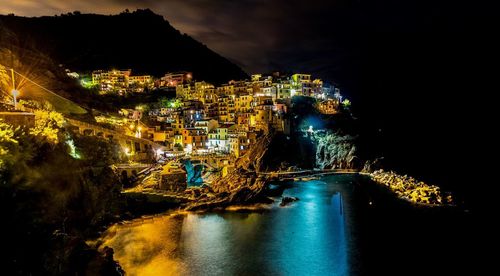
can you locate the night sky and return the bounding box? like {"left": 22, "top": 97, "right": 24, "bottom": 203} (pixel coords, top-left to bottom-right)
{"left": 0, "top": 0, "right": 481, "bottom": 82}
{"left": 0, "top": 0, "right": 351, "bottom": 76}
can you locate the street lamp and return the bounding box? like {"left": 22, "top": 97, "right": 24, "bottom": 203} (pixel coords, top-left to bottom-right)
{"left": 11, "top": 89, "right": 19, "bottom": 110}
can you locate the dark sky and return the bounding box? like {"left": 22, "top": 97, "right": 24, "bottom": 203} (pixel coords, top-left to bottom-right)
{"left": 1, "top": 0, "right": 472, "bottom": 80}
{"left": 0, "top": 1, "right": 356, "bottom": 76}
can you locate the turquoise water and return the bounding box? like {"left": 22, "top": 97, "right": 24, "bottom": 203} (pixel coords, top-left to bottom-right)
{"left": 102, "top": 175, "right": 355, "bottom": 276}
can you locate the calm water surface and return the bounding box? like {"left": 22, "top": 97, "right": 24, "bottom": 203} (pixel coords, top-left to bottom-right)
{"left": 101, "top": 175, "right": 360, "bottom": 276}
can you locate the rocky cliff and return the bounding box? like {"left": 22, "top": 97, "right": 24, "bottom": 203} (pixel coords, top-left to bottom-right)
{"left": 184, "top": 132, "right": 273, "bottom": 210}
{"left": 312, "top": 130, "right": 359, "bottom": 169}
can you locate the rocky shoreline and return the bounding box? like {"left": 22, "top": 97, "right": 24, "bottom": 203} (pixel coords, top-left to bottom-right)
{"left": 183, "top": 132, "right": 274, "bottom": 211}
{"left": 368, "top": 169, "right": 453, "bottom": 205}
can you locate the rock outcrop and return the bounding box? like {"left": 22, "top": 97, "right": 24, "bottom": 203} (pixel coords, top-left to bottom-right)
{"left": 280, "top": 196, "right": 299, "bottom": 207}
{"left": 184, "top": 132, "right": 274, "bottom": 211}
{"left": 311, "top": 130, "right": 358, "bottom": 169}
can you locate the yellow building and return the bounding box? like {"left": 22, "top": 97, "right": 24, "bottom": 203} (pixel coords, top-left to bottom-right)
{"left": 276, "top": 82, "right": 292, "bottom": 99}
{"left": 229, "top": 134, "right": 240, "bottom": 158}
{"left": 129, "top": 75, "right": 152, "bottom": 85}
{"left": 217, "top": 96, "right": 230, "bottom": 122}
{"left": 235, "top": 94, "right": 254, "bottom": 113}
{"left": 291, "top": 73, "right": 311, "bottom": 84}
{"left": 250, "top": 107, "right": 272, "bottom": 131}
{"left": 92, "top": 69, "right": 131, "bottom": 85}
{"left": 92, "top": 69, "right": 152, "bottom": 92}
{"left": 176, "top": 83, "right": 195, "bottom": 99}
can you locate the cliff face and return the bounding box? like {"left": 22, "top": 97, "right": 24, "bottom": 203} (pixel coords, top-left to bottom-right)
{"left": 184, "top": 132, "right": 273, "bottom": 210}
{"left": 312, "top": 131, "right": 359, "bottom": 169}
{"left": 210, "top": 132, "right": 273, "bottom": 193}
{"left": 0, "top": 9, "right": 247, "bottom": 84}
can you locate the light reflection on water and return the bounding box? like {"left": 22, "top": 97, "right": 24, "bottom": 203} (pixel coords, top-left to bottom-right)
{"left": 101, "top": 177, "right": 350, "bottom": 276}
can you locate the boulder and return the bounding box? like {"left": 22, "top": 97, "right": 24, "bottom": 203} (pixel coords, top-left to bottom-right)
{"left": 280, "top": 196, "right": 299, "bottom": 206}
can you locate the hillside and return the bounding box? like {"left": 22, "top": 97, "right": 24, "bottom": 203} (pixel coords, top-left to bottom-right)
{"left": 0, "top": 9, "right": 248, "bottom": 84}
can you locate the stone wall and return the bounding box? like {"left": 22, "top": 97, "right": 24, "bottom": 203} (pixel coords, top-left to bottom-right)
{"left": 0, "top": 112, "right": 35, "bottom": 128}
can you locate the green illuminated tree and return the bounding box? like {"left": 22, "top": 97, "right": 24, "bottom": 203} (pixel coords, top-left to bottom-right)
{"left": 0, "top": 64, "right": 10, "bottom": 97}
{"left": 30, "top": 109, "right": 65, "bottom": 143}
{"left": 342, "top": 99, "right": 351, "bottom": 107}
{"left": 0, "top": 120, "right": 18, "bottom": 170}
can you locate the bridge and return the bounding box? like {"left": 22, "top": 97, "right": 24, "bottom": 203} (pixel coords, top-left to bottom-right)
{"left": 66, "top": 118, "right": 163, "bottom": 161}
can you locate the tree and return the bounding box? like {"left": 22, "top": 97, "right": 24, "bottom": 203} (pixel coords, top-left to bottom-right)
{"left": 30, "top": 109, "right": 65, "bottom": 143}
{"left": 0, "top": 64, "right": 11, "bottom": 98}
{"left": 0, "top": 120, "right": 18, "bottom": 170}
{"left": 342, "top": 99, "right": 351, "bottom": 107}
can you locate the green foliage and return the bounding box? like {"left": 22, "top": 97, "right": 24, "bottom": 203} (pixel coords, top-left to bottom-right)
{"left": 1, "top": 116, "right": 124, "bottom": 274}
{"left": 29, "top": 108, "right": 65, "bottom": 143}
{"left": 342, "top": 99, "right": 351, "bottom": 107}
{"left": 8, "top": 100, "right": 69, "bottom": 148}
{"left": 174, "top": 143, "right": 184, "bottom": 151}
{"left": 0, "top": 64, "right": 10, "bottom": 95}
{"left": 157, "top": 97, "right": 181, "bottom": 109}
{"left": 0, "top": 119, "right": 18, "bottom": 169}
{"left": 72, "top": 135, "right": 122, "bottom": 166}
{"left": 158, "top": 96, "right": 170, "bottom": 108}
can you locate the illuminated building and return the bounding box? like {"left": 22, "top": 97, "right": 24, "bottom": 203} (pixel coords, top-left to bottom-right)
{"left": 128, "top": 75, "right": 152, "bottom": 85}
{"left": 235, "top": 93, "right": 254, "bottom": 113}
{"left": 176, "top": 83, "right": 195, "bottom": 99}
{"left": 228, "top": 134, "right": 240, "bottom": 157}
{"left": 182, "top": 128, "right": 208, "bottom": 151}
{"left": 91, "top": 69, "right": 151, "bottom": 93}
{"left": 291, "top": 73, "right": 311, "bottom": 84}
{"left": 251, "top": 74, "right": 262, "bottom": 81}
{"left": 161, "top": 71, "right": 192, "bottom": 87}
{"left": 207, "top": 127, "right": 230, "bottom": 152}
{"left": 216, "top": 84, "right": 235, "bottom": 95}
{"left": 194, "top": 119, "right": 219, "bottom": 133}
{"left": 217, "top": 96, "right": 230, "bottom": 122}
{"left": 92, "top": 69, "right": 131, "bottom": 85}
{"left": 276, "top": 81, "right": 292, "bottom": 99}
{"left": 318, "top": 99, "right": 339, "bottom": 114}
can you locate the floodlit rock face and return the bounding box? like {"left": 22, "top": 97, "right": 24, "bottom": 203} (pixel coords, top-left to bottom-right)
{"left": 184, "top": 132, "right": 273, "bottom": 210}
{"left": 183, "top": 160, "right": 203, "bottom": 184}
{"left": 211, "top": 132, "right": 273, "bottom": 194}
{"left": 312, "top": 130, "right": 358, "bottom": 169}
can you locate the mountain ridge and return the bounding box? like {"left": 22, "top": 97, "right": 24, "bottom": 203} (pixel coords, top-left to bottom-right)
{"left": 0, "top": 9, "right": 248, "bottom": 84}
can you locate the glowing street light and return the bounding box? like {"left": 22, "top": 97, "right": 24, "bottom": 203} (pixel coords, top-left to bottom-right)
{"left": 11, "top": 89, "right": 19, "bottom": 110}
{"left": 10, "top": 68, "right": 19, "bottom": 110}
{"left": 308, "top": 125, "right": 314, "bottom": 133}
{"left": 135, "top": 126, "right": 142, "bottom": 138}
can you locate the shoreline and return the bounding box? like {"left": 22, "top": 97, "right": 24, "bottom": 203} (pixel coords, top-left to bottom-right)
{"left": 96, "top": 173, "right": 465, "bottom": 276}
